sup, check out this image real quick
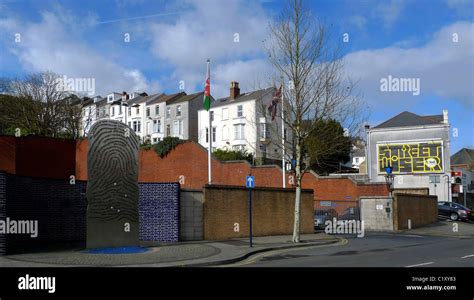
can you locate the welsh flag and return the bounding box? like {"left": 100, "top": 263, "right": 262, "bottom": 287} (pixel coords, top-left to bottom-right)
{"left": 203, "top": 60, "right": 211, "bottom": 111}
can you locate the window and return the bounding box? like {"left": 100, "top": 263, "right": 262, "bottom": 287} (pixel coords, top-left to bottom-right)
{"left": 118, "top": 105, "right": 122, "bottom": 115}
{"left": 128, "top": 107, "right": 131, "bottom": 116}
{"left": 166, "top": 107, "right": 171, "bottom": 118}
{"left": 153, "top": 138, "right": 158, "bottom": 143}
{"left": 232, "top": 145, "right": 245, "bottom": 152}
{"left": 222, "top": 108, "right": 228, "bottom": 120}
{"left": 237, "top": 105, "right": 243, "bottom": 117}
{"left": 136, "top": 106, "right": 140, "bottom": 114}
{"left": 174, "top": 121, "right": 179, "bottom": 135}
{"left": 155, "top": 105, "right": 159, "bottom": 115}
{"left": 132, "top": 121, "right": 138, "bottom": 132}
{"left": 166, "top": 124, "right": 171, "bottom": 136}
{"left": 212, "top": 127, "right": 216, "bottom": 142}
{"left": 210, "top": 111, "right": 214, "bottom": 122}
{"left": 222, "top": 125, "right": 229, "bottom": 141}
{"left": 234, "top": 124, "right": 245, "bottom": 140}
{"left": 355, "top": 157, "right": 359, "bottom": 163}
{"left": 260, "top": 123, "right": 270, "bottom": 139}
{"left": 111, "top": 106, "right": 115, "bottom": 116}
{"left": 153, "top": 120, "right": 161, "bottom": 133}
{"left": 173, "top": 120, "right": 183, "bottom": 135}
{"left": 205, "top": 128, "right": 209, "bottom": 143}
{"left": 177, "top": 105, "right": 182, "bottom": 117}
{"left": 107, "top": 95, "right": 113, "bottom": 102}
{"left": 146, "top": 107, "right": 150, "bottom": 117}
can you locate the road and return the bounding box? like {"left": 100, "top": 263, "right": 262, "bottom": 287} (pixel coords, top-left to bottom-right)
{"left": 236, "top": 233, "right": 474, "bottom": 267}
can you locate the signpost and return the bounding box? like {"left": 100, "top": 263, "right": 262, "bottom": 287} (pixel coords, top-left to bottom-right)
{"left": 246, "top": 175, "right": 254, "bottom": 247}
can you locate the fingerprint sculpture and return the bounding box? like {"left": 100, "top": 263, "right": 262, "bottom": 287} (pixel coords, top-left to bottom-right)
{"left": 86, "top": 120, "right": 140, "bottom": 248}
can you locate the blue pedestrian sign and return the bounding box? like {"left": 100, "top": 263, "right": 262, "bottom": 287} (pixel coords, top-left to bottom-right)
{"left": 246, "top": 176, "right": 255, "bottom": 189}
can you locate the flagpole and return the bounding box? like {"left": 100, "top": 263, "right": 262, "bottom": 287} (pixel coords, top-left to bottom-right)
{"left": 207, "top": 59, "right": 212, "bottom": 185}
{"left": 281, "top": 77, "right": 286, "bottom": 189}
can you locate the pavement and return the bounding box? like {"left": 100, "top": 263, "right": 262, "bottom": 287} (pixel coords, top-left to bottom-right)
{"left": 401, "top": 218, "right": 474, "bottom": 238}
{"left": 0, "top": 233, "right": 339, "bottom": 267}
{"left": 0, "top": 218, "right": 471, "bottom": 268}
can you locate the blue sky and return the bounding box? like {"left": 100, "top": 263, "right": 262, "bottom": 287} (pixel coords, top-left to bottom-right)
{"left": 0, "top": 0, "right": 473, "bottom": 153}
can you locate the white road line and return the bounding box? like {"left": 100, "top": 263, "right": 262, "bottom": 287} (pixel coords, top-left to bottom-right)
{"left": 461, "top": 254, "right": 474, "bottom": 259}
{"left": 405, "top": 262, "right": 434, "bottom": 268}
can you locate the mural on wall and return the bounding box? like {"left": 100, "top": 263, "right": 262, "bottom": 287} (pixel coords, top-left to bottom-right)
{"left": 86, "top": 120, "right": 140, "bottom": 248}
{"left": 377, "top": 141, "right": 443, "bottom": 174}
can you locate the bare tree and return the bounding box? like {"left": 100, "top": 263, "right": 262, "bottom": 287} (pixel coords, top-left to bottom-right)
{"left": 265, "top": 0, "right": 366, "bottom": 242}
{"left": 5, "top": 72, "right": 84, "bottom": 138}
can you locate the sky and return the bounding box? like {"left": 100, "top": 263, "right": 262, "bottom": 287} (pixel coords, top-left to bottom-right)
{"left": 0, "top": 0, "right": 473, "bottom": 153}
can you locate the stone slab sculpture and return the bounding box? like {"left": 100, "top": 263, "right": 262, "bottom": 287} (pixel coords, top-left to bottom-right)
{"left": 86, "top": 120, "right": 140, "bottom": 249}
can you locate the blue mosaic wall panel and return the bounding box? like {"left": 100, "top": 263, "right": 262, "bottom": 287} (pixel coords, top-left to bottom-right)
{"left": 139, "top": 183, "right": 180, "bottom": 242}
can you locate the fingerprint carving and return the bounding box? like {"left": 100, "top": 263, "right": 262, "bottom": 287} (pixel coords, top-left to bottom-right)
{"left": 86, "top": 120, "right": 140, "bottom": 248}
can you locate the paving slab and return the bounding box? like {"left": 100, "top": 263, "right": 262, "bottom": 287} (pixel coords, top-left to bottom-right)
{"left": 0, "top": 233, "right": 339, "bottom": 267}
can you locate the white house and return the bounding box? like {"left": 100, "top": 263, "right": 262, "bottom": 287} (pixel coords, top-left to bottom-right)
{"left": 366, "top": 110, "right": 451, "bottom": 201}
{"left": 198, "top": 81, "right": 291, "bottom": 163}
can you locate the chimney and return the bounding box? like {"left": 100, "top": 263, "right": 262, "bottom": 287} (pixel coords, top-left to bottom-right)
{"left": 443, "top": 109, "right": 448, "bottom": 124}
{"left": 122, "top": 91, "right": 129, "bottom": 101}
{"left": 230, "top": 81, "right": 240, "bottom": 100}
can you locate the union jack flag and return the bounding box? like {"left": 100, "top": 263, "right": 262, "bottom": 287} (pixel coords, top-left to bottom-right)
{"left": 268, "top": 85, "right": 282, "bottom": 121}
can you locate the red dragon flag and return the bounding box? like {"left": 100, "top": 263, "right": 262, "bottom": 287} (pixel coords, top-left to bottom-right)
{"left": 268, "top": 85, "right": 282, "bottom": 121}
{"left": 203, "top": 60, "right": 211, "bottom": 111}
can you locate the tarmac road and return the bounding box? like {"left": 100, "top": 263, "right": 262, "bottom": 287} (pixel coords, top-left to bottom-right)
{"left": 236, "top": 232, "right": 474, "bottom": 267}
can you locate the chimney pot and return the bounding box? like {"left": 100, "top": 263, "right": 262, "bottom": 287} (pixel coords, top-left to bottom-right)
{"left": 230, "top": 81, "right": 240, "bottom": 100}
{"left": 443, "top": 109, "right": 448, "bottom": 124}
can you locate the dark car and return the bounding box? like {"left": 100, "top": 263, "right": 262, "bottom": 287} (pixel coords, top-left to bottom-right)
{"left": 314, "top": 209, "right": 337, "bottom": 229}
{"left": 438, "top": 201, "right": 473, "bottom": 221}
{"left": 338, "top": 207, "right": 360, "bottom": 221}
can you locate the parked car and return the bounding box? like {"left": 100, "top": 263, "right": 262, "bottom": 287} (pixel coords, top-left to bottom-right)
{"left": 437, "top": 201, "right": 473, "bottom": 221}
{"left": 314, "top": 209, "right": 337, "bottom": 229}
{"left": 338, "top": 207, "right": 360, "bottom": 221}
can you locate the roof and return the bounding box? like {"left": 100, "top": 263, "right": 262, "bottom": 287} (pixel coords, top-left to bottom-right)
{"left": 372, "top": 111, "right": 444, "bottom": 129}
{"left": 146, "top": 92, "right": 185, "bottom": 105}
{"left": 125, "top": 94, "right": 148, "bottom": 106}
{"left": 167, "top": 92, "right": 204, "bottom": 105}
{"left": 203, "top": 87, "right": 275, "bottom": 110}
{"left": 451, "top": 148, "right": 474, "bottom": 166}
{"left": 352, "top": 148, "right": 365, "bottom": 157}
{"left": 95, "top": 97, "right": 108, "bottom": 106}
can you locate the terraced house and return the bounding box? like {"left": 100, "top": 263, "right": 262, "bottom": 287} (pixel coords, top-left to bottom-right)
{"left": 80, "top": 91, "right": 211, "bottom": 143}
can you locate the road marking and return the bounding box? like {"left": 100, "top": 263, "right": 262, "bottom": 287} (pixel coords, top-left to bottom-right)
{"left": 398, "top": 234, "right": 424, "bottom": 238}
{"left": 405, "top": 262, "right": 434, "bottom": 268}
{"left": 217, "top": 238, "right": 348, "bottom": 267}
{"left": 461, "top": 254, "right": 474, "bottom": 259}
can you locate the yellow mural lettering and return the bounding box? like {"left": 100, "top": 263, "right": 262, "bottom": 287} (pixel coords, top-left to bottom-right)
{"left": 378, "top": 142, "right": 443, "bottom": 174}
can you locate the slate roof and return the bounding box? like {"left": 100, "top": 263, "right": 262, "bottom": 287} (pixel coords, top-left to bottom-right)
{"left": 451, "top": 148, "right": 474, "bottom": 166}
{"left": 167, "top": 92, "right": 204, "bottom": 105}
{"left": 146, "top": 92, "right": 185, "bottom": 105}
{"left": 201, "top": 87, "right": 275, "bottom": 110}
{"left": 373, "top": 111, "right": 444, "bottom": 129}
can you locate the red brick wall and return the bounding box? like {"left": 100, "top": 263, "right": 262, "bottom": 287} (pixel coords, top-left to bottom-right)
{"left": 0, "top": 135, "right": 76, "bottom": 179}
{"left": 0, "top": 136, "right": 16, "bottom": 174}
{"left": 75, "top": 140, "right": 388, "bottom": 211}
{"left": 1, "top": 136, "right": 388, "bottom": 210}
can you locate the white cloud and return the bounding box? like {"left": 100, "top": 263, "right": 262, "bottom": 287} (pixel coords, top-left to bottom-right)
{"left": 0, "top": 11, "right": 158, "bottom": 96}
{"left": 147, "top": 0, "right": 272, "bottom": 95}
{"left": 373, "top": 0, "right": 405, "bottom": 29}
{"left": 343, "top": 22, "right": 474, "bottom": 110}
{"left": 446, "top": 0, "right": 474, "bottom": 15}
